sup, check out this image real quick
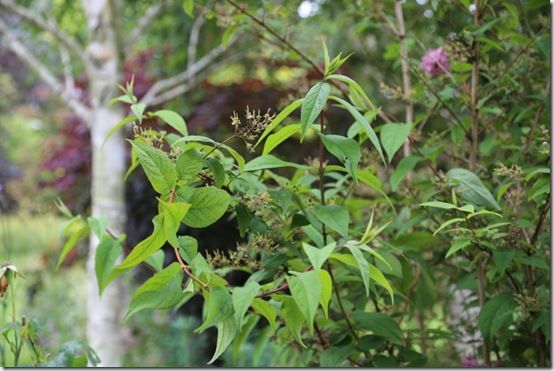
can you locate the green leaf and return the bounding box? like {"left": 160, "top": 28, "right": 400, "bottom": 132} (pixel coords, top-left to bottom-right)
{"left": 320, "top": 345, "right": 355, "bottom": 367}
{"left": 302, "top": 242, "right": 335, "bottom": 271}
{"left": 117, "top": 215, "right": 166, "bottom": 270}
{"left": 255, "top": 99, "right": 303, "bottom": 148}
{"left": 320, "top": 134, "right": 361, "bottom": 182}
{"left": 352, "top": 312, "right": 403, "bottom": 345}
{"left": 380, "top": 123, "right": 411, "bottom": 163}
{"left": 322, "top": 39, "right": 331, "bottom": 76}
{"left": 358, "top": 169, "right": 395, "bottom": 211}
{"left": 319, "top": 269, "right": 332, "bottom": 319}
{"left": 131, "top": 103, "right": 146, "bottom": 123}
{"left": 222, "top": 25, "right": 238, "bottom": 48}
{"left": 178, "top": 235, "right": 198, "bottom": 264}
{"left": 347, "top": 246, "right": 370, "bottom": 296}
{"left": 327, "top": 74, "right": 373, "bottom": 105}
{"left": 176, "top": 149, "right": 203, "bottom": 180}
{"left": 102, "top": 116, "right": 137, "bottom": 147}
{"left": 231, "top": 315, "right": 258, "bottom": 364}
{"left": 87, "top": 216, "right": 107, "bottom": 239}
{"left": 281, "top": 296, "right": 307, "bottom": 347}
{"left": 329, "top": 96, "right": 385, "bottom": 164}
{"left": 300, "top": 82, "right": 330, "bottom": 139}
{"left": 173, "top": 135, "right": 245, "bottom": 171}
{"left": 313, "top": 204, "right": 350, "bottom": 238}
{"left": 251, "top": 298, "right": 277, "bottom": 334}
{"left": 445, "top": 237, "right": 472, "bottom": 258}
{"left": 493, "top": 251, "right": 514, "bottom": 274}
{"left": 446, "top": 168, "right": 501, "bottom": 211}
{"left": 57, "top": 216, "right": 89, "bottom": 269}
{"left": 420, "top": 201, "right": 459, "bottom": 210}
{"left": 131, "top": 140, "right": 177, "bottom": 194}
{"left": 154, "top": 110, "right": 188, "bottom": 136}
{"left": 124, "top": 263, "right": 185, "bottom": 321}
{"left": 287, "top": 271, "right": 321, "bottom": 334}
{"left": 182, "top": 0, "right": 194, "bottom": 17}
{"left": 95, "top": 237, "right": 123, "bottom": 294}
{"left": 159, "top": 199, "right": 191, "bottom": 247}
{"left": 368, "top": 264, "right": 394, "bottom": 302}
{"left": 125, "top": 146, "right": 140, "bottom": 180}
{"left": 206, "top": 158, "right": 225, "bottom": 188}
{"left": 478, "top": 293, "right": 517, "bottom": 340}
{"left": 179, "top": 187, "right": 230, "bottom": 228}
{"left": 144, "top": 250, "right": 165, "bottom": 272}
{"left": 196, "top": 286, "right": 234, "bottom": 333}
{"left": 433, "top": 217, "right": 465, "bottom": 235}
{"left": 262, "top": 124, "right": 301, "bottom": 155}
{"left": 208, "top": 317, "right": 238, "bottom": 364}
{"left": 390, "top": 156, "right": 421, "bottom": 191}
{"left": 232, "top": 281, "right": 261, "bottom": 329}
{"left": 244, "top": 155, "right": 311, "bottom": 172}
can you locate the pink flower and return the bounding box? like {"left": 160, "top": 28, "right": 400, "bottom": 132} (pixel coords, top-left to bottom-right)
{"left": 420, "top": 47, "right": 451, "bottom": 76}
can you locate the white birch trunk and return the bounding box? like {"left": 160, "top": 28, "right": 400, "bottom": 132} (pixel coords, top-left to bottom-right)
{"left": 83, "top": 0, "right": 127, "bottom": 366}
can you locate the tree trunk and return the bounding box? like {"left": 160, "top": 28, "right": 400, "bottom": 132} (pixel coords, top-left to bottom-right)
{"left": 83, "top": 0, "right": 127, "bottom": 366}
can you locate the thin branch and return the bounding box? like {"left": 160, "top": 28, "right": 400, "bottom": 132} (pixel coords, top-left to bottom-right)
{"left": 140, "top": 41, "right": 233, "bottom": 106}
{"left": 126, "top": 2, "right": 166, "bottom": 54}
{"left": 187, "top": 0, "right": 216, "bottom": 69}
{"left": 0, "top": 0, "right": 88, "bottom": 67}
{"left": 469, "top": 1, "right": 481, "bottom": 171}
{"left": 147, "top": 51, "right": 243, "bottom": 106}
{"left": 59, "top": 45, "right": 76, "bottom": 96}
{"left": 0, "top": 18, "right": 90, "bottom": 121}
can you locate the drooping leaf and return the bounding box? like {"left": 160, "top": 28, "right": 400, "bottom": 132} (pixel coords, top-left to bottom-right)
{"left": 144, "top": 250, "right": 165, "bottom": 272}
{"left": 313, "top": 204, "right": 350, "bottom": 238}
{"left": 124, "top": 263, "right": 185, "bottom": 321}
{"left": 329, "top": 96, "right": 385, "bottom": 164}
{"left": 390, "top": 156, "right": 422, "bottom": 191}
{"left": 232, "top": 281, "right": 261, "bottom": 329}
{"left": 287, "top": 271, "right": 321, "bottom": 334}
{"left": 95, "top": 237, "right": 123, "bottom": 294}
{"left": 302, "top": 242, "right": 336, "bottom": 271}
{"left": 320, "top": 134, "right": 361, "bottom": 182}
{"left": 208, "top": 317, "right": 238, "bottom": 364}
{"left": 319, "top": 269, "right": 332, "bottom": 319}
{"left": 196, "top": 286, "right": 234, "bottom": 333}
{"left": 159, "top": 199, "right": 191, "bottom": 247}
{"left": 478, "top": 293, "right": 517, "bottom": 340}
{"left": 352, "top": 312, "right": 403, "bottom": 345}
{"left": 117, "top": 215, "right": 166, "bottom": 270}
{"left": 368, "top": 264, "right": 394, "bottom": 302}
{"left": 87, "top": 216, "right": 107, "bottom": 239}
{"left": 154, "top": 110, "right": 188, "bottom": 136}
{"left": 446, "top": 168, "right": 501, "bottom": 211}
{"left": 281, "top": 296, "right": 307, "bottom": 347}
{"left": 380, "top": 123, "right": 411, "bottom": 163}
{"left": 445, "top": 237, "right": 472, "bottom": 258}
{"left": 244, "top": 155, "right": 311, "bottom": 172}
{"left": 251, "top": 298, "right": 277, "bottom": 334}
{"left": 103, "top": 116, "right": 137, "bottom": 147}
{"left": 347, "top": 245, "right": 370, "bottom": 296}
{"left": 57, "top": 216, "right": 89, "bottom": 269}
{"left": 300, "top": 82, "right": 330, "bottom": 139}
{"left": 173, "top": 135, "right": 245, "bottom": 171}
{"left": 231, "top": 315, "right": 259, "bottom": 364}
{"left": 131, "top": 140, "right": 177, "bottom": 194}
{"left": 179, "top": 187, "right": 230, "bottom": 228}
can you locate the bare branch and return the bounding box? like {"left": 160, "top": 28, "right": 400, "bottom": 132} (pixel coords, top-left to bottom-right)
{"left": 187, "top": 12, "right": 206, "bottom": 69}
{"left": 126, "top": 2, "right": 166, "bottom": 54}
{"left": 59, "top": 45, "right": 76, "bottom": 95}
{"left": 140, "top": 38, "right": 237, "bottom": 106}
{"left": 0, "top": 19, "right": 90, "bottom": 121}
{"left": 0, "top": 0, "right": 89, "bottom": 68}
{"left": 148, "top": 52, "right": 243, "bottom": 106}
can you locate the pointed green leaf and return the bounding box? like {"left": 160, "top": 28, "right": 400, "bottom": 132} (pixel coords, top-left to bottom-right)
{"left": 347, "top": 246, "right": 370, "bottom": 296}
{"left": 131, "top": 140, "right": 177, "bottom": 194}
{"left": 262, "top": 124, "right": 301, "bottom": 155}
{"left": 478, "top": 293, "right": 517, "bottom": 340}
{"left": 159, "top": 199, "right": 191, "bottom": 247}
{"left": 103, "top": 116, "right": 137, "bottom": 147}
{"left": 251, "top": 298, "right": 277, "bottom": 334}
{"left": 329, "top": 96, "right": 385, "bottom": 164}
{"left": 178, "top": 187, "right": 230, "bottom": 228}
{"left": 244, "top": 154, "right": 311, "bottom": 172}
{"left": 255, "top": 99, "right": 304, "bottom": 148}
{"left": 300, "top": 82, "right": 330, "bottom": 139}
{"left": 176, "top": 149, "right": 203, "bottom": 180}
{"left": 196, "top": 286, "right": 234, "bottom": 333}
{"left": 368, "top": 264, "right": 394, "bottom": 302}
{"left": 319, "top": 269, "right": 332, "bottom": 319}
{"left": 208, "top": 317, "right": 238, "bottom": 364}
{"left": 390, "top": 156, "right": 421, "bottom": 191}
{"left": 320, "top": 134, "right": 361, "bottom": 182}
{"left": 154, "top": 110, "right": 188, "bottom": 136}
{"left": 124, "top": 263, "right": 185, "bottom": 321}
{"left": 232, "top": 281, "right": 261, "bottom": 329}
{"left": 117, "top": 214, "right": 166, "bottom": 270}
{"left": 95, "top": 237, "right": 123, "bottom": 294}
{"left": 302, "top": 242, "right": 336, "bottom": 271}
{"left": 446, "top": 168, "right": 501, "bottom": 211}
{"left": 380, "top": 123, "right": 411, "bottom": 163}
{"left": 57, "top": 216, "right": 89, "bottom": 269}
{"left": 352, "top": 312, "right": 403, "bottom": 345}
{"left": 281, "top": 296, "right": 307, "bottom": 347}
{"left": 313, "top": 204, "right": 349, "bottom": 238}
{"left": 287, "top": 271, "right": 321, "bottom": 334}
